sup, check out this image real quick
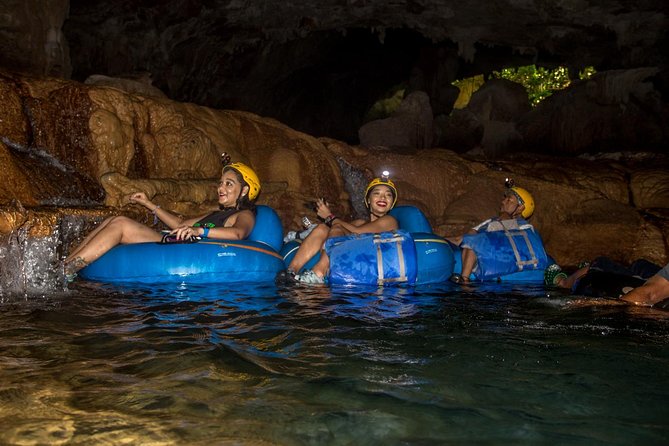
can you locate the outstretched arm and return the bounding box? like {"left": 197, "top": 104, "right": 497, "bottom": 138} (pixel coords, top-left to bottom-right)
{"left": 129, "top": 192, "right": 190, "bottom": 229}
{"left": 621, "top": 273, "right": 669, "bottom": 306}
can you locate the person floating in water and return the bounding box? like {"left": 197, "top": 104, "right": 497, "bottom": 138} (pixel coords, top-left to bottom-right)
{"left": 279, "top": 172, "right": 399, "bottom": 284}
{"left": 62, "top": 154, "right": 260, "bottom": 280}
{"left": 447, "top": 178, "right": 547, "bottom": 283}
{"left": 546, "top": 257, "right": 669, "bottom": 307}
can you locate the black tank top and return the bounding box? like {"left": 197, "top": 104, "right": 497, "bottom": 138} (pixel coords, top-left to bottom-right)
{"left": 193, "top": 208, "right": 241, "bottom": 228}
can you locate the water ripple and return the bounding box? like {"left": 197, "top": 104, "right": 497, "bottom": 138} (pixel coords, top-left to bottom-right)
{"left": 0, "top": 281, "right": 668, "bottom": 444}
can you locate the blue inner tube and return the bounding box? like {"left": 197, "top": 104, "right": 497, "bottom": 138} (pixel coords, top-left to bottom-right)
{"left": 80, "top": 239, "right": 284, "bottom": 284}
{"left": 79, "top": 205, "right": 284, "bottom": 284}
{"left": 450, "top": 244, "right": 552, "bottom": 283}
{"left": 281, "top": 206, "right": 455, "bottom": 286}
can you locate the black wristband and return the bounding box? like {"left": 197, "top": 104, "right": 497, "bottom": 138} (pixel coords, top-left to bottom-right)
{"left": 324, "top": 214, "right": 337, "bottom": 227}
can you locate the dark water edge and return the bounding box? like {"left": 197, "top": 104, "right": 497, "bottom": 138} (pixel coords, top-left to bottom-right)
{"left": 0, "top": 281, "right": 668, "bottom": 445}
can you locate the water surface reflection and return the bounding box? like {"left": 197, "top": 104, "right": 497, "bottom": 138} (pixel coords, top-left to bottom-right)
{"left": 1, "top": 281, "right": 668, "bottom": 445}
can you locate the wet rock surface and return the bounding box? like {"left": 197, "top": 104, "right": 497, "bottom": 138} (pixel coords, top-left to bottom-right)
{"left": 0, "top": 71, "right": 667, "bottom": 268}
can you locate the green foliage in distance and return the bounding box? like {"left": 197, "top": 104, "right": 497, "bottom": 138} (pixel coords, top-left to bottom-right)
{"left": 579, "top": 66, "right": 596, "bottom": 79}
{"left": 492, "top": 65, "right": 571, "bottom": 106}
{"left": 367, "top": 66, "right": 597, "bottom": 118}
{"left": 452, "top": 75, "right": 485, "bottom": 109}
{"left": 452, "top": 65, "right": 597, "bottom": 108}
{"left": 363, "top": 84, "right": 406, "bottom": 122}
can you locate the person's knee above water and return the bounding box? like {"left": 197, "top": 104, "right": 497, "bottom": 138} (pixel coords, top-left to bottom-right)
{"left": 285, "top": 172, "right": 400, "bottom": 284}
{"left": 63, "top": 153, "right": 261, "bottom": 279}
{"left": 448, "top": 178, "right": 538, "bottom": 283}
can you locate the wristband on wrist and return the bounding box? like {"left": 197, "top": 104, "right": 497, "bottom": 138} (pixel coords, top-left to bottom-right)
{"left": 324, "top": 214, "right": 338, "bottom": 227}
{"left": 201, "top": 227, "right": 210, "bottom": 238}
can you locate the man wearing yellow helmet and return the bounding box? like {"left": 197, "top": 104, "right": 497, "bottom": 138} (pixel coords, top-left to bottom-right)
{"left": 447, "top": 178, "right": 539, "bottom": 283}
{"left": 63, "top": 156, "right": 260, "bottom": 280}
{"left": 283, "top": 175, "right": 399, "bottom": 284}
{"left": 504, "top": 184, "right": 534, "bottom": 219}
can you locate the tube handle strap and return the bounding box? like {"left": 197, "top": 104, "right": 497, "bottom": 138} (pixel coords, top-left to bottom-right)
{"left": 519, "top": 230, "right": 539, "bottom": 268}
{"left": 502, "top": 225, "right": 538, "bottom": 270}
{"left": 375, "top": 235, "right": 385, "bottom": 285}
{"left": 374, "top": 231, "right": 408, "bottom": 285}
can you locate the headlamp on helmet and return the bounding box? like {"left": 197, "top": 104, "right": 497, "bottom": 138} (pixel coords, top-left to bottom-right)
{"left": 364, "top": 170, "right": 398, "bottom": 209}
{"left": 504, "top": 177, "right": 534, "bottom": 219}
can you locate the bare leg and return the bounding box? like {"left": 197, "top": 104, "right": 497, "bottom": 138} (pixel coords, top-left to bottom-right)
{"left": 64, "top": 216, "right": 161, "bottom": 273}
{"left": 460, "top": 248, "right": 477, "bottom": 282}
{"left": 310, "top": 250, "right": 330, "bottom": 278}
{"left": 287, "top": 224, "right": 330, "bottom": 272}
{"left": 67, "top": 216, "right": 117, "bottom": 259}
{"left": 308, "top": 224, "right": 352, "bottom": 279}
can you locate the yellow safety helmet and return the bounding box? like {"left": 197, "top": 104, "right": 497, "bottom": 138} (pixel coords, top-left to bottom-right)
{"left": 364, "top": 177, "right": 398, "bottom": 209}
{"left": 225, "top": 162, "right": 261, "bottom": 201}
{"left": 504, "top": 178, "right": 534, "bottom": 219}
{"left": 507, "top": 186, "right": 534, "bottom": 219}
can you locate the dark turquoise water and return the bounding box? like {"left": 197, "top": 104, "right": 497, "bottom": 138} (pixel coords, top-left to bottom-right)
{"left": 1, "top": 281, "right": 668, "bottom": 445}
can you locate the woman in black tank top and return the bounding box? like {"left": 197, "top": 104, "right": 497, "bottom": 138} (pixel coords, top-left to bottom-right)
{"left": 63, "top": 160, "right": 261, "bottom": 279}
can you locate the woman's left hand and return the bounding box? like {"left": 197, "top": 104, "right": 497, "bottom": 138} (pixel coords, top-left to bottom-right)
{"left": 315, "top": 198, "right": 332, "bottom": 220}
{"left": 171, "top": 226, "right": 201, "bottom": 240}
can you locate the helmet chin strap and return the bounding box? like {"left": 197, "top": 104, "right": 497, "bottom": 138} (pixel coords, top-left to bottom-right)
{"left": 233, "top": 185, "right": 249, "bottom": 209}
{"left": 510, "top": 204, "right": 524, "bottom": 218}
{"left": 366, "top": 201, "right": 387, "bottom": 219}
{"left": 233, "top": 193, "right": 244, "bottom": 209}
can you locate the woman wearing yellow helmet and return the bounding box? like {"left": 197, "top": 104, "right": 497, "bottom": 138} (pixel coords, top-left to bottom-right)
{"left": 283, "top": 175, "right": 399, "bottom": 284}
{"left": 63, "top": 156, "right": 260, "bottom": 280}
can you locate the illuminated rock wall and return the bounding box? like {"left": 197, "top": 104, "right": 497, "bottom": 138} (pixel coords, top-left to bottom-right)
{"left": 0, "top": 71, "right": 667, "bottom": 267}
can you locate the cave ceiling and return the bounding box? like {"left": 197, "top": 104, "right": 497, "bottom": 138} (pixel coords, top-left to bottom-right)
{"left": 22, "top": 1, "right": 669, "bottom": 141}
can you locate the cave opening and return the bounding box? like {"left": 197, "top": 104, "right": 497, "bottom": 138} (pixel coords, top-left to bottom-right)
{"left": 64, "top": 16, "right": 459, "bottom": 144}
{"left": 207, "top": 28, "right": 433, "bottom": 143}
{"left": 64, "top": 13, "right": 566, "bottom": 145}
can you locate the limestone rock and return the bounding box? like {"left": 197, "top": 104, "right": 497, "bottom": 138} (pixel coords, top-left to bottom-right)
{"left": 0, "top": 200, "right": 26, "bottom": 234}
{"left": 0, "top": 76, "right": 29, "bottom": 146}
{"left": 358, "top": 91, "right": 433, "bottom": 150}
{"left": 630, "top": 169, "right": 669, "bottom": 210}
{"left": 433, "top": 109, "right": 483, "bottom": 152}
{"left": 0, "top": 0, "right": 70, "bottom": 77}
{"left": 85, "top": 74, "right": 167, "bottom": 99}
{"left": 466, "top": 78, "right": 531, "bottom": 122}
{"left": 498, "top": 155, "right": 630, "bottom": 204}
{"left": 518, "top": 68, "right": 666, "bottom": 154}
{"left": 463, "top": 78, "right": 530, "bottom": 157}
{"left": 0, "top": 71, "right": 667, "bottom": 268}
{"left": 2, "top": 0, "right": 668, "bottom": 147}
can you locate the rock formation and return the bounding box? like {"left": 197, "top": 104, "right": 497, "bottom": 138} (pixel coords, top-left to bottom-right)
{"left": 0, "top": 70, "right": 667, "bottom": 268}
{"left": 1, "top": 0, "right": 667, "bottom": 143}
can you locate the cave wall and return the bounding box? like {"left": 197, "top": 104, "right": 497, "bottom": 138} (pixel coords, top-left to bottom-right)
{"left": 0, "top": 0, "right": 71, "bottom": 77}
{"left": 0, "top": 70, "right": 668, "bottom": 268}
{"left": 0, "top": 0, "right": 669, "bottom": 268}
{"left": 1, "top": 0, "right": 666, "bottom": 143}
